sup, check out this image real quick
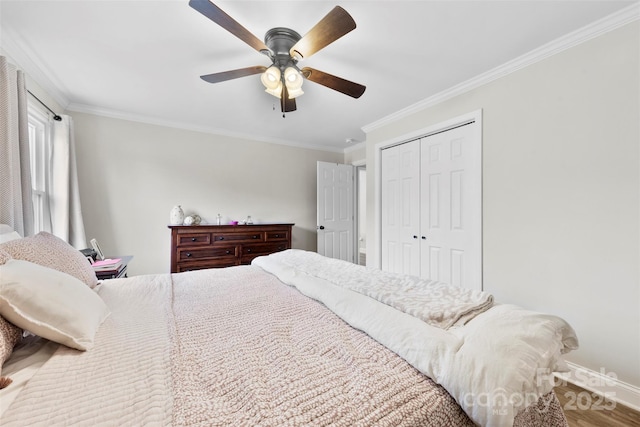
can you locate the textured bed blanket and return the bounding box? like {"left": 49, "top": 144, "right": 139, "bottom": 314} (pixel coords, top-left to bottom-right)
{"left": 254, "top": 250, "right": 577, "bottom": 427}
{"left": 169, "top": 266, "right": 475, "bottom": 426}
{"left": 1, "top": 267, "right": 473, "bottom": 426}
{"left": 258, "top": 249, "right": 493, "bottom": 329}
{"left": 1, "top": 264, "right": 570, "bottom": 427}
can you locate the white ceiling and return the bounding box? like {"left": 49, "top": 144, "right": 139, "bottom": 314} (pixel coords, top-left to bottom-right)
{"left": 0, "top": 1, "right": 635, "bottom": 151}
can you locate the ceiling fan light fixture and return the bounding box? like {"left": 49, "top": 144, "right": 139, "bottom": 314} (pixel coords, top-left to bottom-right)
{"left": 264, "top": 81, "right": 283, "bottom": 98}
{"left": 284, "top": 66, "right": 303, "bottom": 87}
{"left": 286, "top": 87, "right": 304, "bottom": 99}
{"left": 284, "top": 66, "right": 304, "bottom": 99}
{"left": 261, "top": 66, "right": 281, "bottom": 90}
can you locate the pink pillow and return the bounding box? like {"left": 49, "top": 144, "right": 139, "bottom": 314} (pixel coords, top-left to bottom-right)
{"left": 0, "top": 232, "right": 98, "bottom": 288}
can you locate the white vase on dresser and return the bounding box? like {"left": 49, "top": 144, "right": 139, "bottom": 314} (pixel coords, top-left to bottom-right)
{"left": 169, "top": 205, "right": 185, "bottom": 225}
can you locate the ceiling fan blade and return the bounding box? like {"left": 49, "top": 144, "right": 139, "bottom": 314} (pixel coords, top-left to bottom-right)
{"left": 301, "top": 67, "right": 366, "bottom": 99}
{"left": 200, "top": 66, "right": 267, "bottom": 84}
{"left": 290, "top": 6, "right": 356, "bottom": 61}
{"left": 189, "top": 0, "right": 270, "bottom": 54}
{"left": 281, "top": 86, "right": 297, "bottom": 113}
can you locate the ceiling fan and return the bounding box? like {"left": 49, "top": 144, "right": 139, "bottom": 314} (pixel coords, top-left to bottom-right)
{"left": 189, "top": 0, "right": 366, "bottom": 114}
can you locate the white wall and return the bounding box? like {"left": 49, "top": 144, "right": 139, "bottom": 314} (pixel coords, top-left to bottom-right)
{"left": 364, "top": 21, "right": 639, "bottom": 388}
{"left": 72, "top": 112, "right": 342, "bottom": 275}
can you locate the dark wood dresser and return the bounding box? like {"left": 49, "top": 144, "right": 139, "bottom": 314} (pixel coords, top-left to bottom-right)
{"left": 169, "top": 224, "right": 293, "bottom": 273}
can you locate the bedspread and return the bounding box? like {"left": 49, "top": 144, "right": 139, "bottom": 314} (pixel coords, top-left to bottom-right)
{"left": 169, "top": 266, "right": 475, "bottom": 426}
{"left": 1, "top": 266, "right": 475, "bottom": 426}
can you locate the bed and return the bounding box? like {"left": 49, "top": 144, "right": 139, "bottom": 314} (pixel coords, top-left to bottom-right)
{"left": 0, "top": 230, "right": 578, "bottom": 426}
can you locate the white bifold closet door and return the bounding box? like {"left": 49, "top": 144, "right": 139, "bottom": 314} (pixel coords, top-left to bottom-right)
{"left": 381, "top": 121, "right": 481, "bottom": 290}
{"left": 380, "top": 140, "right": 421, "bottom": 276}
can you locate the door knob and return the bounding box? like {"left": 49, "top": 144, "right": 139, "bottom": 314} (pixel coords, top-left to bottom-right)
{"left": 421, "top": 236, "right": 426, "bottom": 240}
{"left": 318, "top": 225, "right": 325, "bottom": 230}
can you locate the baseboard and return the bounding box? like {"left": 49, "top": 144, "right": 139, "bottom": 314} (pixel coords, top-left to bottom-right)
{"left": 555, "top": 362, "right": 640, "bottom": 412}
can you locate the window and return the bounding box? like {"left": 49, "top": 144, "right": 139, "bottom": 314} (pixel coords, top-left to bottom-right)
{"left": 27, "top": 106, "right": 52, "bottom": 234}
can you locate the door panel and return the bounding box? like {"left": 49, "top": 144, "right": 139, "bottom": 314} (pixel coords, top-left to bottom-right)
{"left": 381, "top": 140, "right": 420, "bottom": 276}
{"left": 317, "top": 162, "right": 354, "bottom": 263}
{"left": 420, "top": 122, "right": 481, "bottom": 290}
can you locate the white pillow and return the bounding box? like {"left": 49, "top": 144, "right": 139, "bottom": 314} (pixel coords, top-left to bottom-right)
{"left": 0, "top": 225, "right": 15, "bottom": 234}
{"left": 0, "top": 231, "right": 21, "bottom": 244}
{"left": 0, "top": 259, "right": 110, "bottom": 351}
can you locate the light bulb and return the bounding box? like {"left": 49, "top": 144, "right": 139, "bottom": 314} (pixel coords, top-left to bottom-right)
{"left": 284, "top": 66, "right": 304, "bottom": 99}
{"left": 261, "top": 66, "right": 281, "bottom": 90}
{"left": 264, "top": 81, "right": 283, "bottom": 98}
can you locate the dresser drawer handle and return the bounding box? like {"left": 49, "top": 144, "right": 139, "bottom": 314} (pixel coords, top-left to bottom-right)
{"left": 225, "top": 250, "right": 231, "bottom": 255}
{"left": 274, "top": 234, "right": 280, "bottom": 238}
{"left": 246, "top": 249, "right": 252, "bottom": 253}
{"left": 186, "top": 253, "right": 192, "bottom": 257}
{"left": 219, "top": 237, "right": 224, "bottom": 240}
{"left": 191, "top": 237, "right": 197, "bottom": 242}
{"left": 252, "top": 235, "right": 258, "bottom": 239}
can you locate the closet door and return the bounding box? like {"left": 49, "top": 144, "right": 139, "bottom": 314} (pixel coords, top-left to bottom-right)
{"left": 381, "top": 140, "right": 420, "bottom": 276}
{"left": 420, "top": 122, "right": 481, "bottom": 290}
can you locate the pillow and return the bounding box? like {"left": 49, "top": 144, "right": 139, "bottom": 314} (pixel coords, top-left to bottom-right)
{"left": 0, "top": 232, "right": 98, "bottom": 288}
{"left": 0, "top": 316, "right": 22, "bottom": 366}
{"left": 0, "top": 224, "right": 15, "bottom": 234}
{"left": 0, "top": 231, "right": 21, "bottom": 244}
{"left": 0, "top": 259, "right": 110, "bottom": 351}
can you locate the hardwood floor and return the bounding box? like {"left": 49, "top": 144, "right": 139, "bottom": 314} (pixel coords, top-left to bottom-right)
{"left": 554, "top": 382, "right": 640, "bottom": 426}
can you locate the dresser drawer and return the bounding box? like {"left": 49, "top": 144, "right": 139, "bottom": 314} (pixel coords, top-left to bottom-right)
{"left": 211, "top": 231, "right": 264, "bottom": 244}
{"left": 177, "top": 233, "right": 211, "bottom": 246}
{"left": 178, "top": 246, "right": 238, "bottom": 261}
{"left": 265, "top": 229, "right": 289, "bottom": 242}
{"left": 240, "top": 242, "right": 289, "bottom": 264}
{"left": 176, "top": 259, "right": 237, "bottom": 272}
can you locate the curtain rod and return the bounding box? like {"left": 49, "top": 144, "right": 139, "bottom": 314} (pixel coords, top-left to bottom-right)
{"left": 27, "top": 90, "right": 62, "bottom": 121}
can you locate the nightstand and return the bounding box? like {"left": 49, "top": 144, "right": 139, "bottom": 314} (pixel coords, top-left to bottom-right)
{"left": 95, "top": 255, "right": 133, "bottom": 280}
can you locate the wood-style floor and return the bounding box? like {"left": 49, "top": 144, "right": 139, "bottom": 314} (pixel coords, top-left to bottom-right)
{"left": 554, "top": 382, "right": 640, "bottom": 426}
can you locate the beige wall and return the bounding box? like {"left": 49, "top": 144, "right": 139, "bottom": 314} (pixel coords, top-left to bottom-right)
{"left": 365, "top": 22, "right": 639, "bottom": 387}
{"left": 344, "top": 143, "right": 366, "bottom": 165}
{"left": 72, "top": 112, "right": 342, "bottom": 276}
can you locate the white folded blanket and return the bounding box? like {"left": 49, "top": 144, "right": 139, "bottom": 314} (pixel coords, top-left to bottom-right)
{"left": 258, "top": 249, "right": 493, "bottom": 329}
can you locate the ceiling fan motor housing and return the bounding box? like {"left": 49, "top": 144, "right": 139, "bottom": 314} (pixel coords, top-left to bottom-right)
{"left": 264, "top": 27, "right": 302, "bottom": 69}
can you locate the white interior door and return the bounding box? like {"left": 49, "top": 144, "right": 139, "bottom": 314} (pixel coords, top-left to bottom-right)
{"left": 317, "top": 162, "right": 355, "bottom": 262}
{"left": 420, "top": 122, "right": 481, "bottom": 290}
{"left": 380, "top": 140, "right": 421, "bottom": 276}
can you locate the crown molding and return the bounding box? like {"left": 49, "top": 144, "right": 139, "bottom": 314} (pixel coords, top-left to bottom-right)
{"left": 0, "top": 27, "right": 70, "bottom": 109}
{"left": 344, "top": 141, "right": 366, "bottom": 154}
{"left": 66, "top": 103, "right": 344, "bottom": 154}
{"left": 2, "top": 23, "right": 342, "bottom": 154}
{"left": 362, "top": 3, "right": 640, "bottom": 134}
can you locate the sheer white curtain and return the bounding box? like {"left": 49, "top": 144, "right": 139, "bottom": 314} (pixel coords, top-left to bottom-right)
{"left": 0, "top": 56, "right": 34, "bottom": 237}
{"left": 49, "top": 115, "right": 87, "bottom": 248}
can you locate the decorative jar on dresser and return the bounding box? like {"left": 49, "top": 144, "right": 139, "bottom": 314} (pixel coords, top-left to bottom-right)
{"left": 169, "top": 223, "right": 293, "bottom": 273}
